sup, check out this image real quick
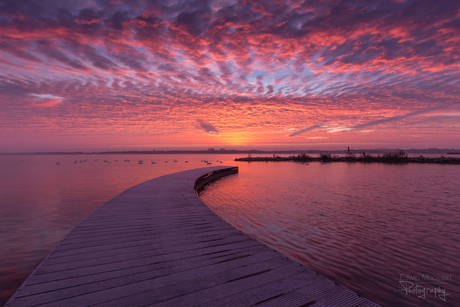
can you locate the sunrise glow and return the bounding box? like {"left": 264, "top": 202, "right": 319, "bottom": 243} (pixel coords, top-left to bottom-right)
{"left": 1, "top": 0, "right": 459, "bottom": 151}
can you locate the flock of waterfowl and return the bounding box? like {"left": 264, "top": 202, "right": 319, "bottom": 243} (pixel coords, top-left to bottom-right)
{"left": 200, "top": 159, "right": 223, "bottom": 165}
{"left": 53, "top": 158, "right": 331, "bottom": 165}
{"left": 53, "top": 158, "right": 333, "bottom": 165}
{"left": 55, "top": 158, "right": 223, "bottom": 165}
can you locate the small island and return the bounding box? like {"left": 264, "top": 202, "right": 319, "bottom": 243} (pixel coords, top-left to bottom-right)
{"left": 235, "top": 150, "right": 460, "bottom": 164}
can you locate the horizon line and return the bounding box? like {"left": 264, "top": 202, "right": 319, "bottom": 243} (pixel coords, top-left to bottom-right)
{"left": 2, "top": 148, "right": 460, "bottom": 155}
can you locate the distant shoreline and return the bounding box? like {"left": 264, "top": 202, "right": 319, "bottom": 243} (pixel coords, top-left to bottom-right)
{"left": 1, "top": 148, "right": 459, "bottom": 155}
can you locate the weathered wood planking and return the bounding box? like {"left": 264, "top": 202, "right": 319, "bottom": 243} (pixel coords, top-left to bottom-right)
{"left": 7, "top": 166, "right": 380, "bottom": 307}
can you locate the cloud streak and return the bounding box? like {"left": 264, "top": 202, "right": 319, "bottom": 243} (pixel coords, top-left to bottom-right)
{"left": 289, "top": 107, "right": 448, "bottom": 136}
{"left": 199, "top": 121, "right": 220, "bottom": 134}
{"left": 351, "top": 107, "right": 445, "bottom": 130}
{"left": 289, "top": 123, "right": 324, "bottom": 137}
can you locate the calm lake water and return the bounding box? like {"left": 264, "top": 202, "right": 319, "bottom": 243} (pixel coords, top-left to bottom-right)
{"left": 0, "top": 154, "right": 459, "bottom": 306}
{"left": 200, "top": 161, "right": 460, "bottom": 307}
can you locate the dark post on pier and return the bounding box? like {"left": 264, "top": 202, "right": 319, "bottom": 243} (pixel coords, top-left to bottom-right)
{"left": 7, "top": 166, "right": 380, "bottom": 307}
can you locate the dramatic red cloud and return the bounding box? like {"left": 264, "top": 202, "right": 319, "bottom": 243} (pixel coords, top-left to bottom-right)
{"left": 0, "top": 0, "right": 459, "bottom": 151}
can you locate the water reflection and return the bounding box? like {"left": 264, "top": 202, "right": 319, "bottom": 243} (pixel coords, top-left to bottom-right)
{"left": 200, "top": 162, "right": 460, "bottom": 307}
{"left": 0, "top": 154, "right": 232, "bottom": 305}
{"left": 1, "top": 155, "right": 458, "bottom": 306}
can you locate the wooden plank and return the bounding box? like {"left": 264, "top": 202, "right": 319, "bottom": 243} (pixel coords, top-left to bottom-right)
{"left": 6, "top": 166, "right": 380, "bottom": 307}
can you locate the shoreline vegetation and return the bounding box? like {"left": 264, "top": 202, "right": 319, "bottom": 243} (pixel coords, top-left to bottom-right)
{"left": 235, "top": 150, "right": 460, "bottom": 165}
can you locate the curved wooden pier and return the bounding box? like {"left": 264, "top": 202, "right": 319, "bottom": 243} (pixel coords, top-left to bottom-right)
{"left": 7, "top": 166, "right": 380, "bottom": 307}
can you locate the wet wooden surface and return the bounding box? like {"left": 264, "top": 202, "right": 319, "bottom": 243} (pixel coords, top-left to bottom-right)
{"left": 7, "top": 166, "right": 380, "bottom": 307}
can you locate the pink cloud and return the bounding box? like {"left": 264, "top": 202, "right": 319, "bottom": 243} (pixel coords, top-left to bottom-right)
{"left": 0, "top": 0, "right": 459, "bottom": 151}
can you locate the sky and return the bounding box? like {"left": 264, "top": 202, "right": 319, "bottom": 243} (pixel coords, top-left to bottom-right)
{"left": 0, "top": 0, "right": 459, "bottom": 152}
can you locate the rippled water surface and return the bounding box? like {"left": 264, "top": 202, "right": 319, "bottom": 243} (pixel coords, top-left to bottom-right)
{"left": 0, "top": 154, "right": 233, "bottom": 306}
{"left": 1, "top": 154, "right": 459, "bottom": 306}
{"left": 200, "top": 162, "right": 460, "bottom": 307}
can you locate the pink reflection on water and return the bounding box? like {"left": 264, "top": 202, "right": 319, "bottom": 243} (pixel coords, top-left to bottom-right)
{"left": 200, "top": 162, "right": 460, "bottom": 307}
{"left": 0, "top": 154, "right": 234, "bottom": 305}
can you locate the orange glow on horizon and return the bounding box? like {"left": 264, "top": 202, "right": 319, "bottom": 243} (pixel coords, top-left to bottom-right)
{"left": 0, "top": 0, "right": 459, "bottom": 152}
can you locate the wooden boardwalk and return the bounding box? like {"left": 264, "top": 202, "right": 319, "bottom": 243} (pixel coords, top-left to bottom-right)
{"left": 7, "top": 166, "right": 380, "bottom": 307}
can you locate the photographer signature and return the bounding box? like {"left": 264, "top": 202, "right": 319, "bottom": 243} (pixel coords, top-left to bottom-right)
{"left": 399, "top": 281, "right": 450, "bottom": 301}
